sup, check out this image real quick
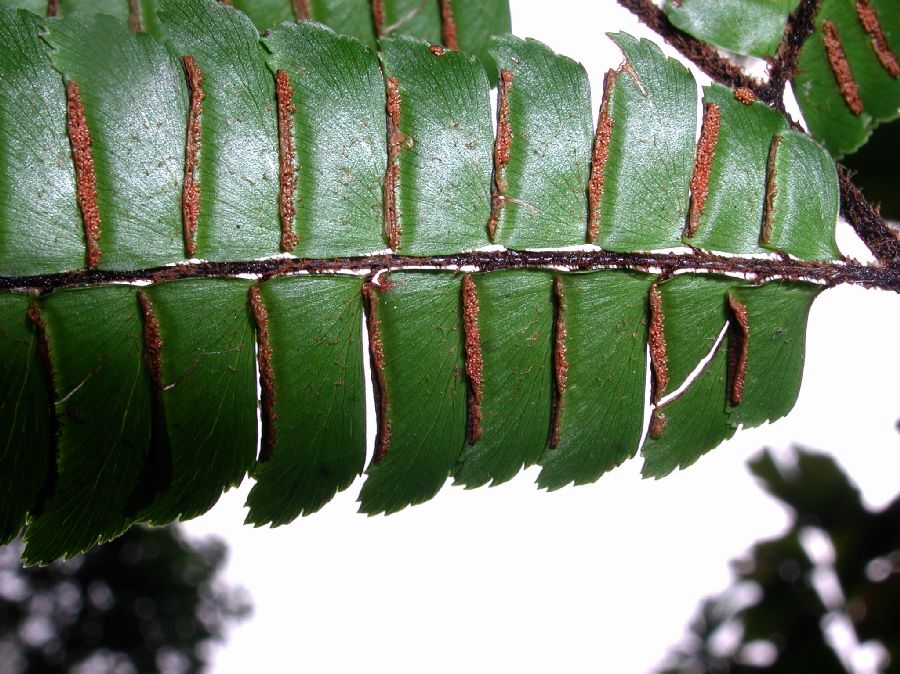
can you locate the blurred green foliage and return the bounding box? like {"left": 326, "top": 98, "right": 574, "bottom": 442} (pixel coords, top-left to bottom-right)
{"left": 659, "top": 447, "right": 900, "bottom": 673}
{"left": 0, "top": 525, "right": 250, "bottom": 674}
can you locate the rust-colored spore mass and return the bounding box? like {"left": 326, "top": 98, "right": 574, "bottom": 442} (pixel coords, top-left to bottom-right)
{"left": 648, "top": 284, "right": 669, "bottom": 402}
{"left": 727, "top": 294, "right": 749, "bottom": 405}
{"left": 293, "top": 0, "right": 311, "bottom": 21}
{"left": 494, "top": 70, "right": 513, "bottom": 169}
{"left": 761, "top": 134, "right": 782, "bottom": 245}
{"left": 649, "top": 409, "right": 667, "bottom": 439}
{"left": 487, "top": 69, "right": 513, "bottom": 241}
{"left": 384, "top": 76, "right": 404, "bottom": 250}
{"left": 588, "top": 68, "right": 617, "bottom": 244}
{"left": 47, "top": 0, "right": 58, "bottom": 16}
{"left": 439, "top": 0, "right": 459, "bottom": 51}
{"left": 65, "top": 81, "right": 102, "bottom": 269}
{"left": 181, "top": 56, "right": 204, "bottom": 258}
{"left": 249, "top": 286, "right": 277, "bottom": 462}
{"left": 822, "top": 21, "right": 864, "bottom": 115}
{"left": 856, "top": 0, "right": 900, "bottom": 77}
{"left": 461, "top": 275, "right": 483, "bottom": 445}
{"left": 372, "top": 0, "right": 384, "bottom": 37}
{"left": 733, "top": 87, "right": 756, "bottom": 104}
{"left": 549, "top": 276, "right": 568, "bottom": 449}
{"left": 137, "top": 291, "right": 164, "bottom": 391}
{"left": 364, "top": 284, "right": 391, "bottom": 463}
{"left": 275, "top": 70, "right": 299, "bottom": 252}
{"left": 685, "top": 102, "right": 720, "bottom": 239}
{"left": 128, "top": 0, "right": 143, "bottom": 32}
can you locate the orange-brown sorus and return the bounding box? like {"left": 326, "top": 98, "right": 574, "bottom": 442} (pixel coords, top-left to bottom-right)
{"left": 364, "top": 284, "right": 391, "bottom": 462}
{"left": 685, "top": 102, "right": 720, "bottom": 238}
{"left": 761, "top": 135, "right": 782, "bottom": 245}
{"left": 588, "top": 68, "right": 617, "bottom": 244}
{"left": 461, "top": 275, "right": 484, "bottom": 444}
{"left": 733, "top": 87, "right": 756, "bottom": 104}
{"left": 275, "top": 70, "right": 299, "bottom": 251}
{"left": 181, "top": 56, "right": 204, "bottom": 257}
{"left": 549, "top": 276, "right": 568, "bottom": 449}
{"left": 856, "top": 0, "right": 900, "bottom": 77}
{"left": 249, "top": 286, "right": 277, "bottom": 462}
{"left": 648, "top": 284, "right": 669, "bottom": 402}
{"left": 439, "top": 0, "right": 459, "bottom": 50}
{"left": 384, "top": 77, "right": 404, "bottom": 250}
{"left": 822, "top": 21, "right": 864, "bottom": 115}
{"left": 487, "top": 69, "right": 513, "bottom": 240}
{"left": 727, "top": 294, "right": 749, "bottom": 405}
{"left": 65, "top": 81, "right": 102, "bottom": 268}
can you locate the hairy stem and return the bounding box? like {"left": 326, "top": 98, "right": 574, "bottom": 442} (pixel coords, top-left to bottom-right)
{"left": 762, "top": 0, "right": 821, "bottom": 107}
{"left": 1, "top": 250, "right": 896, "bottom": 293}
{"left": 616, "top": 0, "right": 763, "bottom": 91}
{"left": 838, "top": 167, "right": 900, "bottom": 266}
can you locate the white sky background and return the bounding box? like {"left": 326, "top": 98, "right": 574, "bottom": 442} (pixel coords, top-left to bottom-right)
{"left": 183, "top": 2, "right": 900, "bottom": 672}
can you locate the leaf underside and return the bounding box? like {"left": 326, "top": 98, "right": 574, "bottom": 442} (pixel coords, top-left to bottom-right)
{"left": 0, "top": 0, "right": 839, "bottom": 563}
{"left": 663, "top": 0, "right": 900, "bottom": 158}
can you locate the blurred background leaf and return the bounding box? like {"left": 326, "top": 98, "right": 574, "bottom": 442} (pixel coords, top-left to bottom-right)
{"left": 658, "top": 442, "right": 900, "bottom": 674}
{"left": 0, "top": 525, "right": 250, "bottom": 674}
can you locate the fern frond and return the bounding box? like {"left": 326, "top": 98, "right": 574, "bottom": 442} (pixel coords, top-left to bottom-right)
{"left": 0, "top": 0, "right": 849, "bottom": 563}
{"left": 664, "top": 0, "right": 900, "bottom": 158}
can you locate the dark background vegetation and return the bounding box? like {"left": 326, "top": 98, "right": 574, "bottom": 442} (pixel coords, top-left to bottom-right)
{"left": 658, "top": 445, "right": 900, "bottom": 674}
{"left": 0, "top": 526, "right": 250, "bottom": 674}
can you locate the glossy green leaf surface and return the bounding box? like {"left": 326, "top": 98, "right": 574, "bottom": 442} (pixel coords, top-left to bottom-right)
{"left": 0, "top": 7, "right": 84, "bottom": 276}
{"left": 641, "top": 274, "right": 738, "bottom": 478}
{"left": 488, "top": 36, "right": 593, "bottom": 248}
{"left": 66, "top": 0, "right": 163, "bottom": 37}
{"left": 0, "top": 293, "right": 52, "bottom": 544}
{"left": 359, "top": 272, "right": 467, "bottom": 514}
{"left": 726, "top": 282, "right": 821, "bottom": 428}
{"left": 763, "top": 131, "right": 841, "bottom": 260}
{"left": 642, "top": 339, "right": 735, "bottom": 478}
{"left": 597, "top": 34, "right": 696, "bottom": 252}
{"left": 139, "top": 279, "right": 257, "bottom": 525}
{"left": 226, "top": 0, "right": 388, "bottom": 46}
{"left": 794, "top": 0, "right": 900, "bottom": 158}
{"left": 685, "top": 84, "right": 788, "bottom": 255}
{"left": 23, "top": 286, "right": 150, "bottom": 564}
{"left": 305, "top": 0, "right": 377, "bottom": 45}
{"left": 0, "top": 0, "right": 164, "bottom": 37}
{"left": 381, "top": 37, "right": 493, "bottom": 254}
{"left": 226, "top": 0, "right": 511, "bottom": 83}
{"left": 446, "top": 0, "right": 511, "bottom": 84}
{"left": 454, "top": 271, "right": 554, "bottom": 489}
{"left": 537, "top": 271, "right": 653, "bottom": 490}
{"left": 380, "top": 0, "right": 441, "bottom": 43}
{"left": 159, "top": 0, "right": 281, "bottom": 260}
{"left": 44, "top": 12, "right": 187, "bottom": 270}
{"left": 641, "top": 274, "right": 739, "bottom": 477}
{"left": 0, "top": 0, "right": 47, "bottom": 14}
{"left": 264, "top": 21, "right": 387, "bottom": 257}
{"left": 226, "top": 0, "right": 293, "bottom": 30}
{"left": 246, "top": 275, "right": 366, "bottom": 525}
{"left": 654, "top": 274, "right": 735, "bottom": 396}
{"left": 665, "top": 0, "right": 799, "bottom": 58}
